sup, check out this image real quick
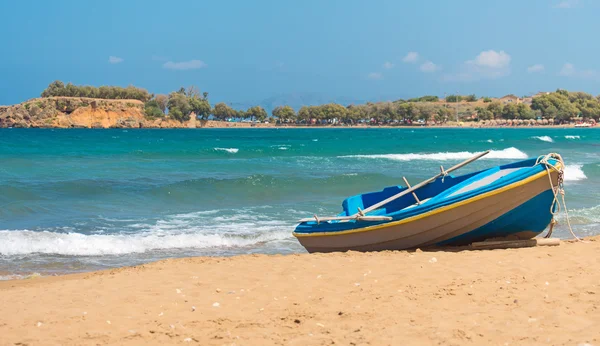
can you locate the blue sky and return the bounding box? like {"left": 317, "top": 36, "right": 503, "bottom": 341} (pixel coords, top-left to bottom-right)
{"left": 1, "top": 0, "right": 599, "bottom": 106}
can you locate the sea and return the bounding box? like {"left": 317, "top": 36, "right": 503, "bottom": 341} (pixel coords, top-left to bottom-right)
{"left": 1, "top": 128, "right": 599, "bottom": 279}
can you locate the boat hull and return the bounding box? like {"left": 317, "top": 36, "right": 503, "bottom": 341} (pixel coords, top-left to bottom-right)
{"left": 294, "top": 169, "right": 558, "bottom": 253}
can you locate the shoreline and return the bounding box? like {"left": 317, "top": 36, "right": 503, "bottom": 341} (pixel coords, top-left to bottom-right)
{"left": 2, "top": 124, "right": 594, "bottom": 130}
{"left": 1, "top": 236, "right": 599, "bottom": 345}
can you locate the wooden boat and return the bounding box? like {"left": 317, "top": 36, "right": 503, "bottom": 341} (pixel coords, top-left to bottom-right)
{"left": 293, "top": 152, "right": 564, "bottom": 253}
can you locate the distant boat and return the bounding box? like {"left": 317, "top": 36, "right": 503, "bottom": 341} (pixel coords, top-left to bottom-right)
{"left": 575, "top": 122, "right": 591, "bottom": 128}
{"left": 293, "top": 152, "right": 563, "bottom": 253}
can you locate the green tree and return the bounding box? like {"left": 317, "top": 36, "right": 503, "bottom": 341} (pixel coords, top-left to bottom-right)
{"left": 40, "top": 81, "right": 152, "bottom": 102}
{"left": 531, "top": 91, "right": 578, "bottom": 121}
{"left": 41, "top": 80, "right": 66, "bottom": 97}
{"left": 154, "top": 94, "right": 168, "bottom": 113}
{"left": 144, "top": 100, "right": 164, "bottom": 118}
{"left": 272, "top": 105, "right": 296, "bottom": 123}
{"left": 501, "top": 103, "right": 519, "bottom": 119}
{"left": 167, "top": 92, "right": 192, "bottom": 121}
{"left": 212, "top": 103, "right": 236, "bottom": 121}
{"left": 445, "top": 95, "right": 461, "bottom": 102}
{"left": 407, "top": 95, "right": 439, "bottom": 102}
{"left": 435, "top": 107, "right": 451, "bottom": 123}
{"left": 475, "top": 106, "right": 492, "bottom": 120}
{"left": 517, "top": 103, "right": 535, "bottom": 120}
{"left": 245, "top": 106, "right": 268, "bottom": 122}
{"left": 463, "top": 94, "right": 477, "bottom": 102}
{"left": 486, "top": 102, "right": 504, "bottom": 119}
{"left": 298, "top": 106, "right": 311, "bottom": 123}
{"left": 189, "top": 96, "right": 211, "bottom": 120}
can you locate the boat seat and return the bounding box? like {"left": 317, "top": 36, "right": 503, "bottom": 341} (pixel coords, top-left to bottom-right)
{"left": 402, "top": 197, "right": 432, "bottom": 210}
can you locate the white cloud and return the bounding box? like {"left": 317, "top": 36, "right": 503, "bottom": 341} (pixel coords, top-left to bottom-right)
{"left": 527, "top": 64, "right": 545, "bottom": 73}
{"left": 470, "top": 50, "right": 511, "bottom": 69}
{"left": 559, "top": 63, "right": 575, "bottom": 76}
{"left": 559, "top": 63, "right": 598, "bottom": 79}
{"left": 108, "top": 56, "right": 124, "bottom": 64}
{"left": 553, "top": 0, "right": 579, "bottom": 8}
{"left": 382, "top": 62, "right": 395, "bottom": 69}
{"left": 163, "top": 60, "right": 207, "bottom": 70}
{"left": 367, "top": 72, "right": 383, "bottom": 80}
{"left": 420, "top": 61, "right": 440, "bottom": 73}
{"left": 402, "top": 52, "right": 419, "bottom": 63}
{"left": 442, "top": 50, "right": 511, "bottom": 82}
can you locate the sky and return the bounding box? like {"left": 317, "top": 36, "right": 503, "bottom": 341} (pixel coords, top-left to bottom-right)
{"left": 1, "top": 0, "right": 600, "bottom": 106}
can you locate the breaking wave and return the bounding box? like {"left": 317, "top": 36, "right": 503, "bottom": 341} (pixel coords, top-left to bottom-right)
{"left": 558, "top": 205, "right": 600, "bottom": 225}
{"left": 563, "top": 164, "right": 587, "bottom": 182}
{"left": 532, "top": 136, "right": 554, "bottom": 143}
{"left": 0, "top": 229, "right": 290, "bottom": 256}
{"left": 565, "top": 135, "right": 580, "bottom": 139}
{"left": 214, "top": 148, "right": 239, "bottom": 153}
{"left": 338, "top": 147, "right": 528, "bottom": 161}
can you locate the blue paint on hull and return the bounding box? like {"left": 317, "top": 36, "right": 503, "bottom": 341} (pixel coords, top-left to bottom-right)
{"left": 437, "top": 189, "right": 556, "bottom": 246}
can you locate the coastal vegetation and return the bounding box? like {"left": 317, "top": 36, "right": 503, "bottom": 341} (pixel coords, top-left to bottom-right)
{"left": 2, "top": 81, "right": 600, "bottom": 128}
{"left": 38, "top": 81, "right": 600, "bottom": 125}
{"left": 41, "top": 81, "right": 152, "bottom": 102}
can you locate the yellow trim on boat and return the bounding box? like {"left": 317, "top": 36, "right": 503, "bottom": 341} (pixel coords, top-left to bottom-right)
{"left": 293, "top": 163, "right": 560, "bottom": 238}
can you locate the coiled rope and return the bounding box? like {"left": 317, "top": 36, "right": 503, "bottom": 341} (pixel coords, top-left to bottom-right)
{"left": 535, "top": 153, "right": 585, "bottom": 242}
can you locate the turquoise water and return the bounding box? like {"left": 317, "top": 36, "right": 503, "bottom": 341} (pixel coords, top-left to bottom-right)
{"left": 1, "top": 128, "right": 599, "bottom": 277}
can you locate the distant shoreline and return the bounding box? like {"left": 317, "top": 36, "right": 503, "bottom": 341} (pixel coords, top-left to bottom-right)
{"left": 1, "top": 95, "right": 596, "bottom": 129}
{"left": 2, "top": 123, "right": 592, "bottom": 129}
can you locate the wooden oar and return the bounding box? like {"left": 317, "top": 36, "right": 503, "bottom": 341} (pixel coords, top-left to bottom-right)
{"left": 298, "top": 150, "right": 490, "bottom": 223}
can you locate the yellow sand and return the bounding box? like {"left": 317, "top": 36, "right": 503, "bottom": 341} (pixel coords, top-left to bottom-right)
{"left": 1, "top": 237, "right": 599, "bottom": 345}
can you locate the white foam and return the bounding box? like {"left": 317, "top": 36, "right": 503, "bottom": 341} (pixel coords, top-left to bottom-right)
{"left": 214, "top": 148, "right": 239, "bottom": 153}
{"left": 532, "top": 136, "right": 554, "bottom": 143}
{"left": 563, "top": 164, "right": 587, "bottom": 182}
{"left": 0, "top": 273, "right": 42, "bottom": 281}
{"left": 0, "top": 228, "right": 290, "bottom": 256}
{"left": 0, "top": 207, "right": 296, "bottom": 256}
{"left": 338, "top": 147, "right": 528, "bottom": 161}
{"left": 564, "top": 205, "right": 600, "bottom": 224}
{"left": 565, "top": 135, "right": 580, "bottom": 139}
{"left": 486, "top": 139, "right": 493, "bottom": 143}
{"left": 278, "top": 147, "right": 289, "bottom": 150}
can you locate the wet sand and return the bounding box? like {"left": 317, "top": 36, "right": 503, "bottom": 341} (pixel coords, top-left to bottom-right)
{"left": 1, "top": 236, "right": 599, "bottom": 345}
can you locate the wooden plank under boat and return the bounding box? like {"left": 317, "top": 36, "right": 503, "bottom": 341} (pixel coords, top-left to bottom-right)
{"left": 293, "top": 153, "right": 563, "bottom": 253}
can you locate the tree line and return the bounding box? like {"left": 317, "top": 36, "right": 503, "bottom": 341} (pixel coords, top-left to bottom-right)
{"left": 41, "top": 81, "right": 152, "bottom": 102}
{"left": 40, "top": 81, "right": 600, "bottom": 124}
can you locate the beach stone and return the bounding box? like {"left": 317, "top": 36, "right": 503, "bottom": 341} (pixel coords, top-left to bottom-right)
{"left": 212, "top": 302, "right": 220, "bottom": 307}
{"left": 429, "top": 257, "right": 438, "bottom": 263}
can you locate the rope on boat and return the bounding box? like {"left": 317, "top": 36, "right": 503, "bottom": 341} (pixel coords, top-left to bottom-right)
{"left": 535, "top": 153, "right": 585, "bottom": 242}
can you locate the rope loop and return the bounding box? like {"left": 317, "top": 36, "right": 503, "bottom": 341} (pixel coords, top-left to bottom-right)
{"left": 535, "top": 153, "right": 585, "bottom": 242}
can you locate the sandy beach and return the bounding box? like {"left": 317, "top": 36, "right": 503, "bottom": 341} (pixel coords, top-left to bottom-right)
{"left": 1, "top": 236, "right": 599, "bottom": 345}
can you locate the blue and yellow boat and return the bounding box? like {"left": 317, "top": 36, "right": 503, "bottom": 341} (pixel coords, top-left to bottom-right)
{"left": 293, "top": 152, "right": 563, "bottom": 253}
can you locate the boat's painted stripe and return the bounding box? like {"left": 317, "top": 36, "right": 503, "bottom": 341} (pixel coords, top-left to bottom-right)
{"left": 293, "top": 164, "right": 558, "bottom": 238}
